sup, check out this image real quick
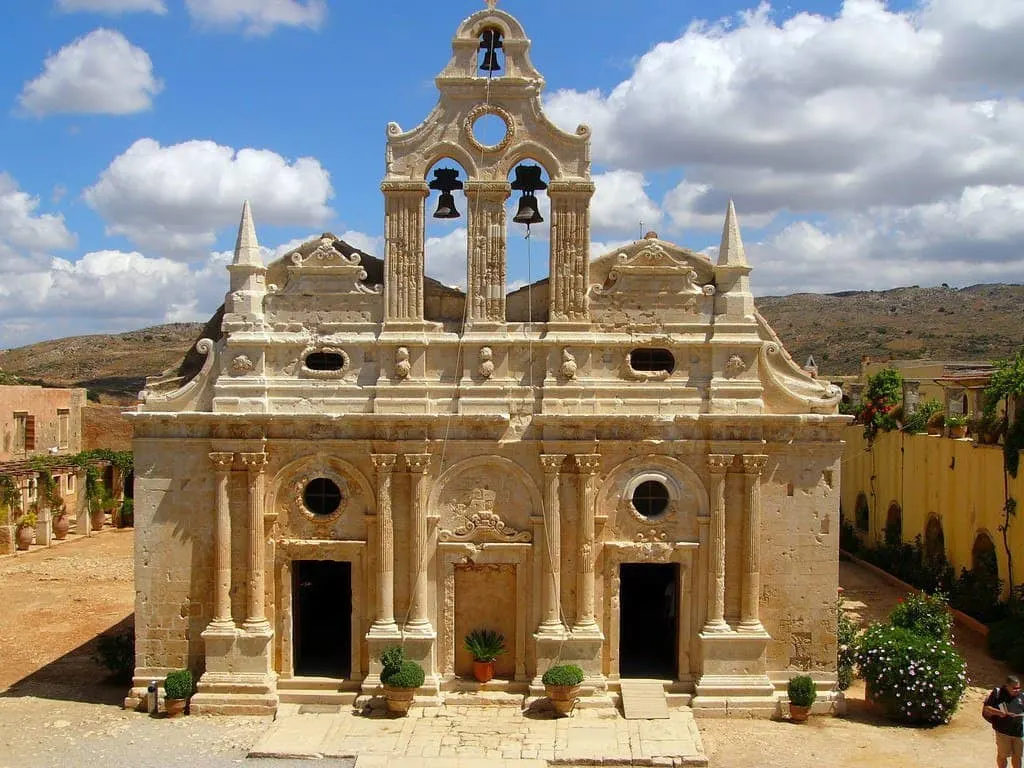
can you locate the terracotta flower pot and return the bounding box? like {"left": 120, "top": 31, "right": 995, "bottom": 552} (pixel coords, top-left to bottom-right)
{"left": 90, "top": 508, "right": 105, "bottom": 531}
{"left": 789, "top": 704, "right": 811, "bottom": 722}
{"left": 15, "top": 525, "right": 33, "bottom": 551}
{"left": 950, "top": 425, "right": 967, "bottom": 439}
{"left": 53, "top": 515, "right": 70, "bottom": 540}
{"left": 472, "top": 660, "right": 495, "bottom": 683}
{"left": 164, "top": 698, "right": 186, "bottom": 718}
{"left": 545, "top": 684, "right": 580, "bottom": 716}
{"left": 383, "top": 685, "right": 416, "bottom": 715}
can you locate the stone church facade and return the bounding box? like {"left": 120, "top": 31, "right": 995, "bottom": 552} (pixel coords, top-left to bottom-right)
{"left": 127, "top": 3, "right": 847, "bottom": 716}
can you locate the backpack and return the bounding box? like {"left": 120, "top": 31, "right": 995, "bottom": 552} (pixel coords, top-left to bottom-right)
{"left": 984, "top": 688, "right": 1001, "bottom": 724}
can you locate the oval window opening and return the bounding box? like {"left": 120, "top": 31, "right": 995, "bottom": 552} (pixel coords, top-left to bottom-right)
{"left": 305, "top": 352, "right": 345, "bottom": 372}
{"left": 304, "top": 478, "right": 342, "bottom": 517}
{"left": 630, "top": 348, "right": 675, "bottom": 374}
{"left": 632, "top": 480, "right": 670, "bottom": 519}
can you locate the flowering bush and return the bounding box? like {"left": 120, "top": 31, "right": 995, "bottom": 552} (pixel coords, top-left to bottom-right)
{"left": 856, "top": 623, "right": 968, "bottom": 724}
{"left": 858, "top": 368, "right": 903, "bottom": 443}
{"left": 888, "top": 592, "right": 953, "bottom": 642}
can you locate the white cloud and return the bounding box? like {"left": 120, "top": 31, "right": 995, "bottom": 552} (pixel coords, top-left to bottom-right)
{"left": 424, "top": 228, "right": 467, "bottom": 288}
{"left": 18, "top": 29, "right": 163, "bottom": 116}
{"left": 0, "top": 173, "right": 76, "bottom": 275}
{"left": 84, "top": 138, "right": 334, "bottom": 257}
{"left": 56, "top": 0, "right": 167, "bottom": 14}
{"left": 590, "top": 170, "right": 662, "bottom": 234}
{"left": 185, "top": 0, "right": 326, "bottom": 35}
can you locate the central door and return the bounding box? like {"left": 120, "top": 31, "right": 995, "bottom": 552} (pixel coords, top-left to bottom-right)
{"left": 292, "top": 560, "right": 351, "bottom": 678}
{"left": 619, "top": 563, "right": 678, "bottom": 679}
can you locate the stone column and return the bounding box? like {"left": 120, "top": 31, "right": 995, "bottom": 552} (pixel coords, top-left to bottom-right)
{"left": 703, "top": 454, "right": 733, "bottom": 634}
{"left": 739, "top": 455, "right": 769, "bottom": 633}
{"left": 208, "top": 452, "right": 235, "bottom": 630}
{"left": 405, "top": 453, "right": 432, "bottom": 634}
{"left": 370, "top": 454, "right": 398, "bottom": 634}
{"left": 548, "top": 181, "right": 595, "bottom": 323}
{"left": 240, "top": 452, "right": 270, "bottom": 632}
{"left": 381, "top": 181, "right": 429, "bottom": 324}
{"left": 538, "top": 454, "right": 566, "bottom": 634}
{"left": 465, "top": 181, "right": 510, "bottom": 324}
{"left": 573, "top": 454, "right": 601, "bottom": 634}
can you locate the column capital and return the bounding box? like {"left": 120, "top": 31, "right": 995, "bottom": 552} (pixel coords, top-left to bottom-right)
{"left": 707, "top": 454, "right": 735, "bottom": 474}
{"left": 239, "top": 452, "right": 267, "bottom": 473}
{"left": 548, "top": 180, "right": 596, "bottom": 198}
{"left": 380, "top": 180, "right": 429, "bottom": 196}
{"left": 405, "top": 453, "right": 431, "bottom": 474}
{"left": 741, "top": 454, "right": 769, "bottom": 476}
{"left": 464, "top": 180, "right": 511, "bottom": 200}
{"left": 540, "top": 454, "right": 567, "bottom": 475}
{"left": 371, "top": 453, "right": 398, "bottom": 473}
{"left": 574, "top": 454, "right": 601, "bottom": 475}
{"left": 209, "top": 452, "right": 235, "bottom": 472}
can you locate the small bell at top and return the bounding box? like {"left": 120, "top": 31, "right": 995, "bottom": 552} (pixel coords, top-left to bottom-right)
{"left": 479, "top": 28, "right": 503, "bottom": 72}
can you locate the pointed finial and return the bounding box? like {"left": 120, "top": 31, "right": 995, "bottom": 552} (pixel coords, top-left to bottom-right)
{"left": 484, "top": 0, "right": 498, "bottom": 8}
{"left": 233, "top": 200, "right": 263, "bottom": 267}
{"left": 717, "top": 200, "right": 747, "bottom": 267}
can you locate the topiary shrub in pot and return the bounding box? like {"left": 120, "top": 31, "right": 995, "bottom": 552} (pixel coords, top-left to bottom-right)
{"left": 542, "top": 663, "right": 584, "bottom": 716}
{"left": 163, "top": 669, "right": 193, "bottom": 717}
{"left": 786, "top": 674, "right": 816, "bottom": 722}
{"left": 463, "top": 628, "right": 506, "bottom": 683}
{"left": 379, "top": 646, "right": 425, "bottom": 715}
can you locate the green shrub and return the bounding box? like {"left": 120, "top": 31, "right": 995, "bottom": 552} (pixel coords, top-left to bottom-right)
{"left": 903, "top": 400, "right": 943, "bottom": 434}
{"left": 380, "top": 645, "right": 406, "bottom": 676}
{"left": 382, "top": 661, "right": 425, "bottom": 689}
{"left": 542, "top": 664, "right": 584, "bottom": 687}
{"left": 119, "top": 498, "right": 134, "bottom": 528}
{"left": 787, "top": 675, "right": 816, "bottom": 707}
{"left": 888, "top": 592, "right": 953, "bottom": 642}
{"left": 855, "top": 623, "right": 967, "bottom": 724}
{"left": 164, "top": 669, "right": 193, "bottom": 700}
{"left": 463, "top": 628, "right": 506, "bottom": 662}
{"left": 92, "top": 630, "right": 134, "bottom": 683}
{"left": 987, "top": 617, "right": 1024, "bottom": 661}
{"left": 837, "top": 601, "right": 858, "bottom": 691}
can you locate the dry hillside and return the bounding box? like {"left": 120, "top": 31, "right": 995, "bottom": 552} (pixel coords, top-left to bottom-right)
{"left": 0, "top": 284, "right": 1020, "bottom": 401}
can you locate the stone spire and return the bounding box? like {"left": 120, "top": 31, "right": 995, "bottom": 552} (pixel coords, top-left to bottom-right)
{"left": 717, "top": 200, "right": 747, "bottom": 267}
{"left": 223, "top": 200, "right": 267, "bottom": 333}
{"left": 233, "top": 200, "right": 262, "bottom": 267}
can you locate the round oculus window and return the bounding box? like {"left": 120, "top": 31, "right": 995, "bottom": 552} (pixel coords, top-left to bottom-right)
{"left": 304, "top": 477, "right": 343, "bottom": 517}
{"left": 632, "top": 480, "right": 670, "bottom": 519}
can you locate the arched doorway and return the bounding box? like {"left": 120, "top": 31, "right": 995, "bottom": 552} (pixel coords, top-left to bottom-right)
{"left": 885, "top": 503, "right": 902, "bottom": 547}
{"left": 855, "top": 493, "right": 870, "bottom": 533}
{"left": 924, "top": 516, "right": 945, "bottom": 561}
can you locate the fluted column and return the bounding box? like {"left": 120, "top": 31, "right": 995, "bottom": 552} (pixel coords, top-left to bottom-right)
{"left": 548, "top": 181, "right": 595, "bottom": 323}
{"left": 240, "top": 452, "right": 270, "bottom": 632}
{"left": 703, "top": 454, "right": 733, "bottom": 634}
{"left": 371, "top": 454, "right": 399, "bottom": 634}
{"left": 382, "top": 181, "right": 429, "bottom": 323}
{"left": 208, "top": 452, "right": 235, "bottom": 630}
{"left": 465, "top": 181, "right": 510, "bottom": 324}
{"left": 539, "top": 454, "right": 566, "bottom": 634}
{"left": 739, "top": 455, "right": 769, "bottom": 633}
{"left": 405, "top": 453, "right": 433, "bottom": 634}
{"left": 573, "top": 454, "right": 601, "bottom": 634}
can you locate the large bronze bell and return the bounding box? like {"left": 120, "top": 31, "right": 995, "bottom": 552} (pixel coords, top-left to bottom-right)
{"left": 433, "top": 192, "right": 460, "bottom": 220}
{"left": 479, "top": 29, "right": 503, "bottom": 72}
{"left": 513, "top": 192, "right": 543, "bottom": 225}
{"left": 429, "top": 168, "right": 464, "bottom": 220}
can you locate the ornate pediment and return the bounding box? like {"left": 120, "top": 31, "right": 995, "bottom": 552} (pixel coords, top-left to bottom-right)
{"left": 280, "top": 237, "right": 382, "bottom": 296}
{"left": 591, "top": 244, "right": 706, "bottom": 299}
{"left": 438, "top": 488, "right": 532, "bottom": 543}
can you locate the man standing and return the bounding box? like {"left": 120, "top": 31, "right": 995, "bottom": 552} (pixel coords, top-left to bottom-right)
{"left": 984, "top": 674, "right": 1024, "bottom": 768}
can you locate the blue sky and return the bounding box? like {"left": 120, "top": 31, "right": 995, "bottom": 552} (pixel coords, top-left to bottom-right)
{"left": 0, "top": 0, "right": 1022, "bottom": 346}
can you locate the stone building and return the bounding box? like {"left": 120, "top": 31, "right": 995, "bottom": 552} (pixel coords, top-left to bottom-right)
{"left": 127, "top": 3, "right": 847, "bottom": 716}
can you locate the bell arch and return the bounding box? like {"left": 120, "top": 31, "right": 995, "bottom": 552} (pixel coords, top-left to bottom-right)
{"left": 924, "top": 514, "right": 945, "bottom": 561}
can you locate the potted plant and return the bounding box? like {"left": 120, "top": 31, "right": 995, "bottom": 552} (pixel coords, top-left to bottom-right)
{"left": 379, "top": 646, "right": 424, "bottom": 715}
{"left": 163, "top": 668, "right": 193, "bottom": 717}
{"left": 0, "top": 474, "right": 20, "bottom": 550}
{"left": 926, "top": 410, "right": 946, "bottom": 436}
{"left": 969, "top": 411, "right": 1006, "bottom": 445}
{"left": 39, "top": 471, "right": 69, "bottom": 540}
{"left": 14, "top": 508, "right": 37, "bottom": 551}
{"left": 86, "top": 468, "right": 109, "bottom": 532}
{"left": 787, "top": 674, "right": 816, "bottom": 722}
{"left": 542, "top": 663, "right": 584, "bottom": 716}
{"left": 118, "top": 498, "right": 134, "bottom": 528}
{"left": 463, "top": 628, "right": 506, "bottom": 683}
{"left": 945, "top": 414, "right": 968, "bottom": 439}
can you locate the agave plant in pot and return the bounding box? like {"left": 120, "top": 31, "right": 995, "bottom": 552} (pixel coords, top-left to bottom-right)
{"left": 542, "top": 663, "right": 584, "bottom": 716}
{"left": 463, "top": 628, "right": 506, "bottom": 683}
{"left": 787, "top": 674, "right": 816, "bottom": 722}
{"left": 379, "top": 646, "right": 425, "bottom": 715}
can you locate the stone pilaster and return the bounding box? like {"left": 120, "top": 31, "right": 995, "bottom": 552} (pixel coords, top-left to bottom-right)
{"left": 538, "top": 454, "right": 566, "bottom": 634}
{"left": 739, "top": 455, "right": 769, "bottom": 633}
{"left": 703, "top": 454, "right": 733, "bottom": 634}
{"left": 465, "top": 181, "right": 510, "bottom": 325}
{"left": 370, "top": 454, "right": 399, "bottom": 635}
{"left": 404, "top": 453, "right": 433, "bottom": 635}
{"left": 548, "top": 181, "right": 595, "bottom": 323}
{"left": 573, "top": 453, "right": 601, "bottom": 635}
{"left": 208, "top": 452, "right": 235, "bottom": 630}
{"left": 382, "top": 181, "right": 429, "bottom": 324}
{"left": 239, "top": 452, "right": 269, "bottom": 633}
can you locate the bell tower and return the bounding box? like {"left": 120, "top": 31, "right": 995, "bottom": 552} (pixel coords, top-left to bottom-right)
{"left": 381, "top": 1, "right": 594, "bottom": 331}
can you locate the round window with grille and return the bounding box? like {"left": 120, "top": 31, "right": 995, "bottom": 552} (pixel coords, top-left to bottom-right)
{"left": 304, "top": 478, "right": 343, "bottom": 517}
{"left": 632, "top": 480, "right": 670, "bottom": 519}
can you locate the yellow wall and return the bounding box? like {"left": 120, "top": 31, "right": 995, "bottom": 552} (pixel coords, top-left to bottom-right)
{"left": 841, "top": 425, "right": 1024, "bottom": 594}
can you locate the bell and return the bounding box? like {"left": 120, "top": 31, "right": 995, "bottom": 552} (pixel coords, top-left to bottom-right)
{"left": 480, "top": 49, "right": 502, "bottom": 72}
{"left": 510, "top": 164, "right": 548, "bottom": 192}
{"left": 479, "top": 29, "right": 503, "bottom": 73}
{"left": 433, "top": 191, "right": 460, "bottom": 220}
{"left": 513, "top": 192, "right": 543, "bottom": 226}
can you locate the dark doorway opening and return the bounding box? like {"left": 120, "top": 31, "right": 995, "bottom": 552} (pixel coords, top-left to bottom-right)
{"left": 619, "top": 563, "right": 678, "bottom": 679}
{"left": 293, "top": 560, "right": 351, "bottom": 678}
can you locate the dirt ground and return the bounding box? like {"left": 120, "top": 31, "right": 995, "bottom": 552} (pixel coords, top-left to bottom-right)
{"left": 0, "top": 532, "right": 1011, "bottom": 767}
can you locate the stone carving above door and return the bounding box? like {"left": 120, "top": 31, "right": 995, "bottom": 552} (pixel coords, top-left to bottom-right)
{"left": 439, "top": 488, "right": 532, "bottom": 543}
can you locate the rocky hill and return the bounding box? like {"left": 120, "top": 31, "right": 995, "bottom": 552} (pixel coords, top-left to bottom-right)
{"left": 0, "top": 284, "right": 1020, "bottom": 402}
